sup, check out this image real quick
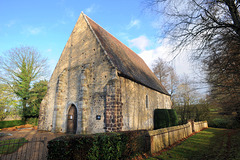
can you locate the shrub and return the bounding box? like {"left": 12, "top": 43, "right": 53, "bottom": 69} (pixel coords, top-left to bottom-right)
{"left": 48, "top": 135, "right": 94, "bottom": 160}
{"left": 168, "top": 109, "right": 178, "bottom": 126}
{"left": 0, "top": 120, "right": 25, "bottom": 129}
{"left": 121, "top": 130, "right": 149, "bottom": 158}
{"left": 208, "top": 118, "right": 240, "bottom": 129}
{"left": 154, "top": 109, "right": 170, "bottom": 129}
{"left": 229, "top": 119, "right": 240, "bottom": 129}
{"left": 25, "top": 117, "right": 38, "bottom": 126}
{"left": 88, "top": 133, "right": 127, "bottom": 160}
{"left": 47, "top": 130, "right": 149, "bottom": 160}
{"left": 208, "top": 118, "right": 229, "bottom": 128}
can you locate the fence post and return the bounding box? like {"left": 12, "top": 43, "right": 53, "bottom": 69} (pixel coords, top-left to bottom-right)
{"left": 145, "top": 134, "right": 151, "bottom": 152}
{"left": 37, "top": 137, "right": 41, "bottom": 160}
{"left": 42, "top": 137, "right": 48, "bottom": 159}
{"left": 188, "top": 119, "right": 195, "bottom": 132}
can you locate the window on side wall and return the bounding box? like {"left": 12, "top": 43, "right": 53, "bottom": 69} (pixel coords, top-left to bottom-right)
{"left": 146, "top": 94, "right": 149, "bottom": 108}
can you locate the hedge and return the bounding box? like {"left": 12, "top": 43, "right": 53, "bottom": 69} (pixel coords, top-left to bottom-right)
{"left": 0, "top": 120, "right": 25, "bottom": 129}
{"left": 154, "top": 109, "right": 170, "bottom": 129}
{"left": 168, "top": 109, "right": 178, "bottom": 126}
{"left": 47, "top": 130, "right": 149, "bottom": 160}
{"left": 47, "top": 135, "right": 94, "bottom": 160}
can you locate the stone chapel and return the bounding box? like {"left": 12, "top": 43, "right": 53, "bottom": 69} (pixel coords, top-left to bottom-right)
{"left": 38, "top": 12, "right": 172, "bottom": 134}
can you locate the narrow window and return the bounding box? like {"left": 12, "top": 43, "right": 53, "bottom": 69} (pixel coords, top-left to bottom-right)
{"left": 146, "top": 95, "right": 149, "bottom": 108}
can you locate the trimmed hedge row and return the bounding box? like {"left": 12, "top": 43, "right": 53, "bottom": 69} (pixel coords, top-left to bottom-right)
{"left": 48, "top": 130, "right": 149, "bottom": 160}
{"left": 154, "top": 109, "right": 170, "bottom": 129}
{"left": 154, "top": 109, "right": 178, "bottom": 130}
{"left": 0, "top": 120, "right": 25, "bottom": 129}
{"left": 168, "top": 109, "right": 178, "bottom": 127}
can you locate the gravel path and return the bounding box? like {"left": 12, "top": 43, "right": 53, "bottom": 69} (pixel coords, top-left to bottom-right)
{"left": 0, "top": 129, "right": 65, "bottom": 141}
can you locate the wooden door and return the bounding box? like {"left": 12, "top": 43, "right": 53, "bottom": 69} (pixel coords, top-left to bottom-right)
{"left": 67, "top": 104, "right": 77, "bottom": 134}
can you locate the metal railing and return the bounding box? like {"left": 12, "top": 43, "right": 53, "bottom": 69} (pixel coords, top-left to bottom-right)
{"left": 0, "top": 137, "right": 47, "bottom": 160}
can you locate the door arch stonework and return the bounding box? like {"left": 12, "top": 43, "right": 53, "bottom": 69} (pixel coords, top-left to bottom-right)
{"left": 67, "top": 104, "right": 78, "bottom": 134}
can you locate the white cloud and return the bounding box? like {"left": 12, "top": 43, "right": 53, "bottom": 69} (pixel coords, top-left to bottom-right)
{"left": 28, "top": 27, "right": 43, "bottom": 35}
{"left": 129, "top": 35, "right": 150, "bottom": 51}
{"left": 138, "top": 46, "right": 172, "bottom": 70}
{"left": 117, "top": 32, "right": 130, "bottom": 41}
{"left": 56, "top": 8, "right": 75, "bottom": 26}
{"left": 135, "top": 37, "right": 193, "bottom": 76}
{"left": 138, "top": 37, "right": 208, "bottom": 93}
{"left": 5, "top": 20, "right": 16, "bottom": 27}
{"left": 85, "top": 4, "right": 97, "bottom": 14}
{"left": 46, "top": 49, "right": 52, "bottom": 52}
{"left": 21, "top": 26, "right": 44, "bottom": 35}
{"left": 65, "top": 8, "right": 75, "bottom": 19}
{"left": 127, "top": 19, "right": 140, "bottom": 29}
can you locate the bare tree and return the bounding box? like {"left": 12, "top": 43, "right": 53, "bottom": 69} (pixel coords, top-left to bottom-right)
{"left": 146, "top": 0, "right": 240, "bottom": 56}
{"left": 175, "top": 75, "right": 198, "bottom": 106}
{"left": 147, "top": 0, "right": 240, "bottom": 120}
{"left": 0, "top": 46, "right": 48, "bottom": 119}
{"left": 174, "top": 74, "right": 205, "bottom": 124}
{"left": 205, "top": 40, "right": 240, "bottom": 117}
{"left": 152, "top": 57, "right": 179, "bottom": 98}
{"left": 168, "top": 66, "right": 179, "bottom": 96}
{"left": 152, "top": 57, "right": 170, "bottom": 85}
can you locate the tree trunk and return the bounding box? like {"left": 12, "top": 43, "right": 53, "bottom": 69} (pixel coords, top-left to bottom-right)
{"left": 22, "top": 99, "right": 27, "bottom": 121}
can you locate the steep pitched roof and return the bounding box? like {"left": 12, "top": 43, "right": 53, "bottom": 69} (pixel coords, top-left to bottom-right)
{"left": 83, "top": 13, "right": 169, "bottom": 96}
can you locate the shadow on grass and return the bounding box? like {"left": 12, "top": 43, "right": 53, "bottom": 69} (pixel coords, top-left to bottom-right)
{"left": 0, "top": 138, "right": 28, "bottom": 154}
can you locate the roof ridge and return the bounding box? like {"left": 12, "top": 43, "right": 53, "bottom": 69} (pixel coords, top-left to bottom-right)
{"left": 82, "top": 12, "right": 116, "bottom": 69}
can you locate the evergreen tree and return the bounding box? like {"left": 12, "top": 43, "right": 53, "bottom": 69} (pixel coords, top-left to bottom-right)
{"left": 0, "top": 46, "right": 48, "bottom": 120}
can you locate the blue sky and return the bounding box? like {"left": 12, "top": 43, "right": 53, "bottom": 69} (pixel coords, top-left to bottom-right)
{"left": 0, "top": 0, "right": 193, "bottom": 79}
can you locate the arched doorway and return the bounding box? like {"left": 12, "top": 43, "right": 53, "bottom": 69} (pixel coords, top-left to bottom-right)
{"left": 67, "top": 104, "right": 77, "bottom": 134}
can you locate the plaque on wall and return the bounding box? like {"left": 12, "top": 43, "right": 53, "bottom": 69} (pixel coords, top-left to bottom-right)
{"left": 96, "top": 115, "right": 101, "bottom": 120}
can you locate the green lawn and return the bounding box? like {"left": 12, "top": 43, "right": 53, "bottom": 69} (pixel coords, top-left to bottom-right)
{"left": 147, "top": 128, "right": 240, "bottom": 160}
{"left": 0, "top": 138, "right": 28, "bottom": 154}
{"left": 0, "top": 120, "right": 25, "bottom": 129}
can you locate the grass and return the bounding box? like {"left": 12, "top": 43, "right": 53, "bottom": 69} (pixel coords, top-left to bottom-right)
{"left": 147, "top": 128, "right": 240, "bottom": 160}
{"left": 0, "top": 120, "right": 25, "bottom": 129}
{"left": 0, "top": 138, "right": 28, "bottom": 154}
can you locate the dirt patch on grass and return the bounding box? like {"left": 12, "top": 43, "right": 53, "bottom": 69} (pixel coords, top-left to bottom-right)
{"left": 0, "top": 124, "right": 37, "bottom": 132}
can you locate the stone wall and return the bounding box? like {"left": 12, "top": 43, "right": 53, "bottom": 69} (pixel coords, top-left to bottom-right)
{"left": 2, "top": 115, "right": 21, "bottom": 121}
{"left": 193, "top": 121, "right": 208, "bottom": 132}
{"left": 148, "top": 121, "right": 208, "bottom": 153}
{"left": 120, "top": 77, "right": 172, "bottom": 131}
{"left": 38, "top": 13, "right": 115, "bottom": 134}
{"left": 104, "top": 79, "right": 123, "bottom": 132}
